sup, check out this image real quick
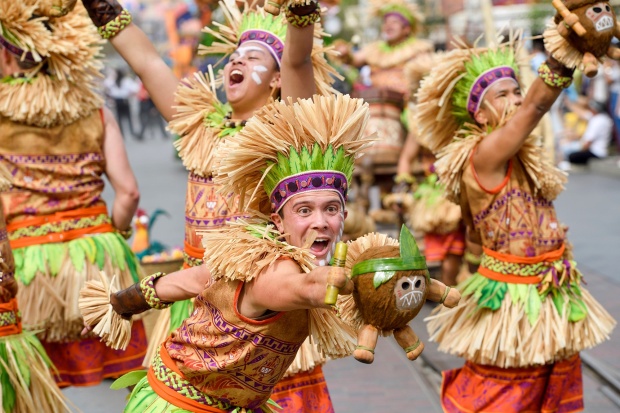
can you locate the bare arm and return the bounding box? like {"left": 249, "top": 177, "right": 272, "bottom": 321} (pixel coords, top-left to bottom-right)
{"left": 239, "top": 260, "right": 352, "bottom": 317}
{"left": 102, "top": 107, "right": 140, "bottom": 231}
{"left": 81, "top": 0, "right": 179, "bottom": 120}
{"left": 397, "top": 130, "right": 421, "bottom": 175}
{"left": 154, "top": 265, "right": 214, "bottom": 303}
{"left": 108, "top": 24, "right": 179, "bottom": 121}
{"left": 474, "top": 60, "right": 571, "bottom": 187}
{"left": 280, "top": 8, "right": 317, "bottom": 100}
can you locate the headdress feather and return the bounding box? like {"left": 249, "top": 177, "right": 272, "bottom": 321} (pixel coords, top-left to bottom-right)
{"left": 215, "top": 94, "right": 372, "bottom": 214}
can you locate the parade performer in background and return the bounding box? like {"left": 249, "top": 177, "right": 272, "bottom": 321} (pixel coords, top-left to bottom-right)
{"left": 82, "top": 94, "right": 366, "bottom": 413}
{"left": 388, "top": 54, "right": 465, "bottom": 287}
{"left": 340, "top": 0, "right": 433, "bottom": 224}
{"left": 0, "top": 0, "right": 146, "bottom": 387}
{"left": 0, "top": 164, "right": 69, "bottom": 413}
{"left": 79, "top": 0, "right": 340, "bottom": 409}
{"left": 417, "top": 33, "right": 616, "bottom": 412}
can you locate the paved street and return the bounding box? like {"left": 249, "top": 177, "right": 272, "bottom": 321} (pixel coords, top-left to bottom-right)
{"left": 63, "top": 135, "right": 620, "bottom": 412}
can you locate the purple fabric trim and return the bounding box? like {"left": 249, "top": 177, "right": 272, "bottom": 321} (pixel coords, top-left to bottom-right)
{"left": 238, "top": 30, "right": 284, "bottom": 66}
{"left": 467, "top": 66, "right": 517, "bottom": 117}
{"left": 0, "top": 35, "right": 38, "bottom": 64}
{"left": 383, "top": 12, "right": 411, "bottom": 26}
{"left": 270, "top": 171, "right": 348, "bottom": 212}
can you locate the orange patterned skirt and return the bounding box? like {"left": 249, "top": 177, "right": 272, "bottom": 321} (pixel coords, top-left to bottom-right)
{"left": 424, "top": 230, "right": 465, "bottom": 262}
{"left": 442, "top": 354, "right": 584, "bottom": 413}
{"left": 271, "top": 366, "right": 334, "bottom": 413}
{"left": 43, "top": 320, "right": 147, "bottom": 387}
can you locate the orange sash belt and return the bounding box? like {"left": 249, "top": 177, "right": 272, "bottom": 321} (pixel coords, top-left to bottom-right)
{"left": 183, "top": 241, "right": 204, "bottom": 260}
{"left": 478, "top": 244, "right": 566, "bottom": 285}
{"left": 0, "top": 298, "right": 22, "bottom": 336}
{"left": 7, "top": 205, "right": 114, "bottom": 249}
{"left": 147, "top": 346, "right": 226, "bottom": 413}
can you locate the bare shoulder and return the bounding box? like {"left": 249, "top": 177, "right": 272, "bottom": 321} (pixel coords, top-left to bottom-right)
{"left": 259, "top": 258, "right": 303, "bottom": 280}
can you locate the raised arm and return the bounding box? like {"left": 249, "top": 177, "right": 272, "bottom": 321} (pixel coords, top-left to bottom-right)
{"left": 473, "top": 57, "right": 573, "bottom": 187}
{"left": 82, "top": 0, "right": 179, "bottom": 121}
{"left": 280, "top": 3, "right": 319, "bottom": 100}
{"left": 101, "top": 107, "right": 140, "bottom": 232}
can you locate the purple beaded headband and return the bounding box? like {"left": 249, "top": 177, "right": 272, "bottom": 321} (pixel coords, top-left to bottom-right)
{"left": 0, "top": 35, "right": 39, "bottom": 64}
{"left": 467, "top": 66, "right": 518, "bottom": 117}
{"left": 383, "top": 12, "right": 411, "bottom": 27}
{"left": 238, "top": 29, "right": 285, "bottom": 67}
{"left": 270, "top": 171, "right": 348, "bottom": 212}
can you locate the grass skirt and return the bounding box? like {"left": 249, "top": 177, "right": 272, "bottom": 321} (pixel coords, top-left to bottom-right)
{"left": 13, "top": 232, "right": 141, "bottom": 341}
{"left": 0, "top": 331, "right": 68, "bottom": 413}
{"left": 426, "top": 272, "right": 615, "bottom": 368}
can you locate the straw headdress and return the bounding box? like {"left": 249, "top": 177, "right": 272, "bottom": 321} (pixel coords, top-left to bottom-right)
{"left": 200, "top": 0, "right": 339, "bottom": 96}
{"left": 0, "top": 0, "right": 103, "bottom": 127}
{"left": 214, "top": 94, "right": 372, "bottom": 215}
{"left": 360, "top": 0, "right": 432, "bottom": 70}
{"left": 415, "top": 33, "right": 566, "bottom": 202}
{"left": 368, "top": 0, "right": 424, "bottom": 32}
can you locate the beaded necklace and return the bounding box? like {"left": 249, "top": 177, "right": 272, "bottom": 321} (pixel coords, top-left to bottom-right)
{"left": 223, "top": 112, "right": 248, "bottom": 129}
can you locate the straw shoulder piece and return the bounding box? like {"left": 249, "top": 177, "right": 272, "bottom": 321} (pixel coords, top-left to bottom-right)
{"left": 201, "top": 216, "right": 357, "bottom": 358}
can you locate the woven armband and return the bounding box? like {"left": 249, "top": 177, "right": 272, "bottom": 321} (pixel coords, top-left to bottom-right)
{"left": 464, "top": 250, "right": 482, "bottom": 266}
{"left": 139, "top": 272, "right": 172, "bottom": 310}
{"left": 285, "top": 2, "right": 320, "bottom": 28}
{"left": 115, "top": 226, "right": 133, "bottom": 240}
{"left": 538, "top": 62, "right": 573, "bottom": 89}
{"left": 98, "top": 9, "right": 132, "bottom": 39}
{"left": 394, "top": 173, "right": 415, "bottom": 184}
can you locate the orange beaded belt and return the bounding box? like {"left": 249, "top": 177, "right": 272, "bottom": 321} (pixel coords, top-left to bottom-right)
{"left": 183, "top": 241, "right": 204, "bottom": 268}
{"left": 7, "top": 205, "right": 114, "bottom": 249}
{"left": 478, "top": 244, "right": 566, "bottom": 285}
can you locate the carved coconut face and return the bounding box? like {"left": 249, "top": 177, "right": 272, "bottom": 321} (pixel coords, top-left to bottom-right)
{"left": 586, "top": 2, "right": 615, "bottom": 32}
{"left": 393, "top": 274, "right": 426, "bottom": 312}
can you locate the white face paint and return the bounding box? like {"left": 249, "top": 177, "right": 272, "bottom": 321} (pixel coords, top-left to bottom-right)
{"left": 251, "top": 65, "right": 268, "bottom": 85}
{"left": 318, "top": 259, "right": 327, "bottom": 267}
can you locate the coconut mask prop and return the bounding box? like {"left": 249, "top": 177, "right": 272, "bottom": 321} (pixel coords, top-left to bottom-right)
{"left": 341, "top": 227, "right": 461, "bottom": 364}
{"left": 545, "top": 0, "right": 620, "bottom": 77}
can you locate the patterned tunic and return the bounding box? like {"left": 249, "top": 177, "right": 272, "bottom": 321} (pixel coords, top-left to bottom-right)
{"left": 162, "top": 280, "right": 309, "bottom": 410}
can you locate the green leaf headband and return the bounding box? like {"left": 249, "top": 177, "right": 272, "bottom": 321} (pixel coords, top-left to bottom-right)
{"left": 351, "top": 226, "right": 429, "bottom": 287}
{"left": 451, "top": 47, "right": 519, "bottom": 126}
{"left": 263, "top": 143, "right": 355, "bottom": 212}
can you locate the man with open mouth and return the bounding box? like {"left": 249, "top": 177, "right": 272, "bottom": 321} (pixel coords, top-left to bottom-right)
{"left": 416, "top": 31, "right": 616, "bottom": 413}
{"left": 82, "top": 94, "right": 371, "bottom": 413}
{"left": 80, "top": 0, "right": 341, "bottom": 410}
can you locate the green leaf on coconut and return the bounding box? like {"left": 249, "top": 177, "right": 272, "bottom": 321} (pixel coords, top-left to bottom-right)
{"left": 399, "top": 225, "right": 420, "bottom": 259}
{"left": 373, "top": 271, "right": 396, "bottom": 289}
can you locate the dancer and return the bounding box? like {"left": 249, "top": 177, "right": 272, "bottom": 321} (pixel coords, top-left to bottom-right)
{"left": 80, "top": 0, "right": 339, "bottom": 409}
{"left": 417, "top": 34, "right": 616, "bottom": 412}
{"left": 0, "top": 0, "right": 146, "bottom": 387}
{"left": 83, "top": 94, "right": 366, "bottom": 413}
{"left": 0, "top": 165, "right": 69, "bottom": 412}
{"left": 342, "top": 0, "right": 433, "bottom": 223}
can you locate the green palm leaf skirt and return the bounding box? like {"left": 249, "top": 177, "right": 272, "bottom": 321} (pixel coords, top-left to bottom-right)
{"left": 13, "top": 232, "right": 141, "bottom": 342}
{"left": 0, "top": 331, "right": 68, "bottom": 413}
{"left": 426, "top": 256, "right": 616, "bottom": 368}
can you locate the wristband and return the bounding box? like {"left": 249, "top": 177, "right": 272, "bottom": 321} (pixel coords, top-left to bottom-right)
{"left": 286, "top": 2, "right": 320, "bottom": 28}
{"left": 538, "top": 61, "right": 573, "bottom": 89}
{"left": 98, "top": 9, "right": 132, "bottom": 39}
{"left": 139, "top": 272, "right": 172, "bottom": 310}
